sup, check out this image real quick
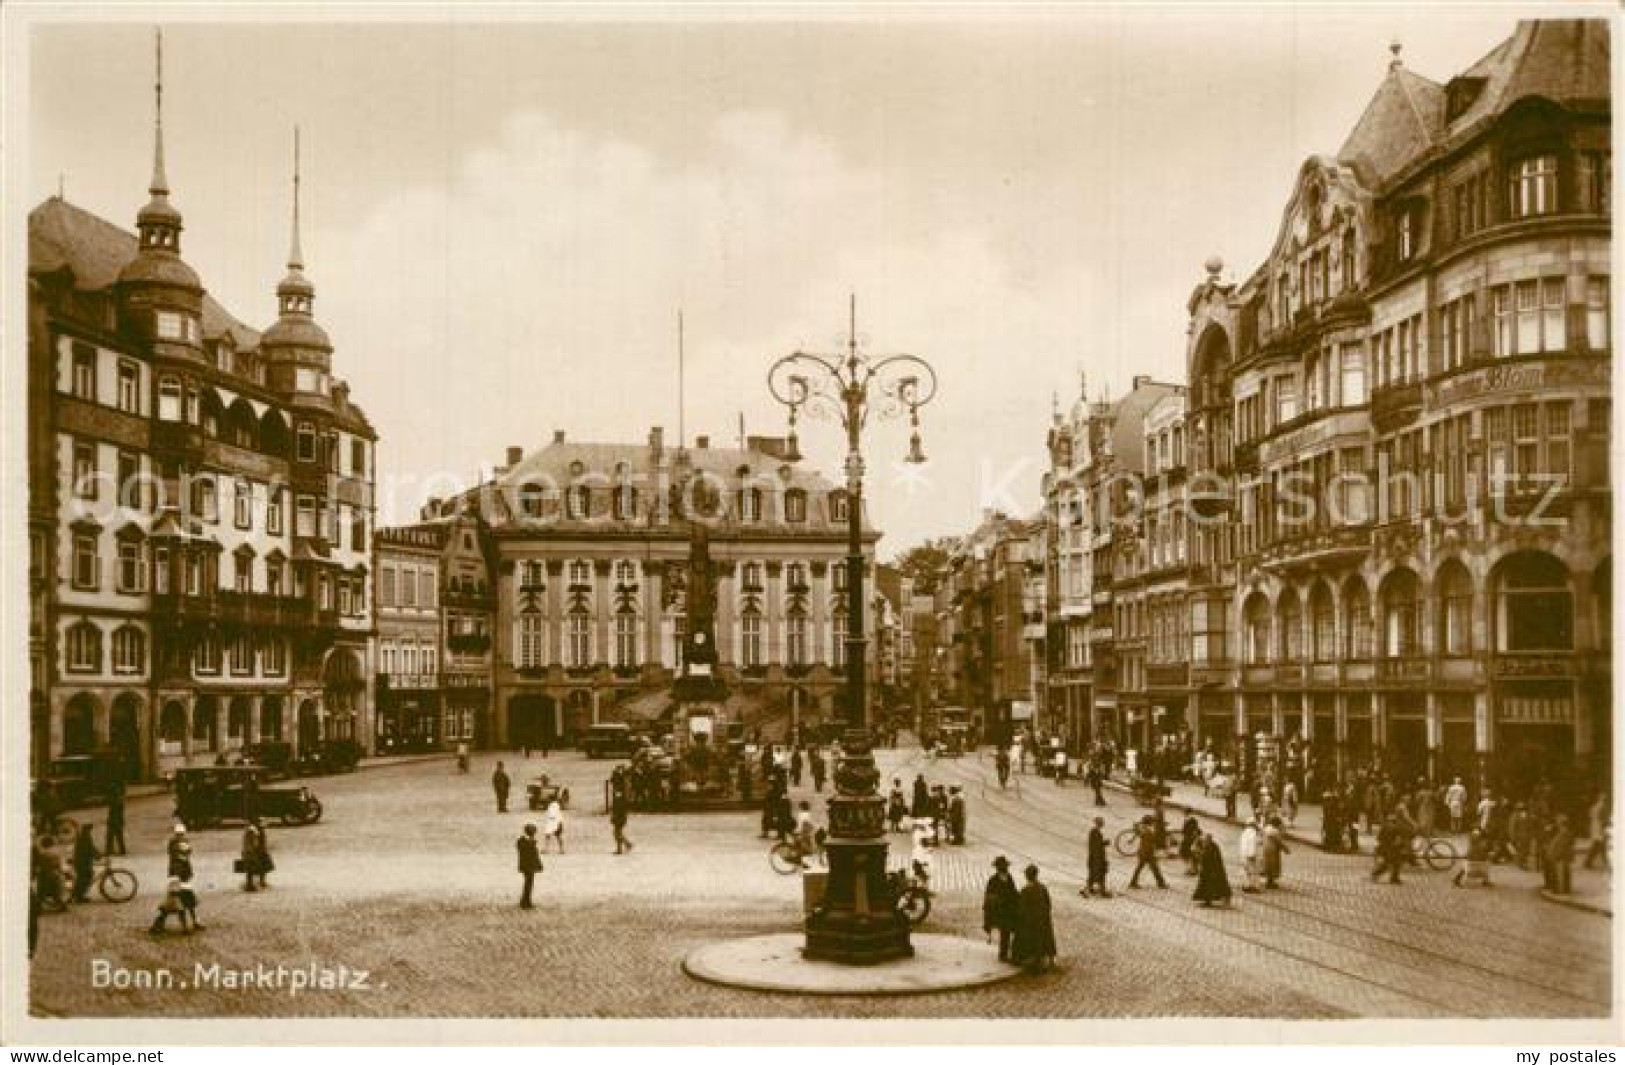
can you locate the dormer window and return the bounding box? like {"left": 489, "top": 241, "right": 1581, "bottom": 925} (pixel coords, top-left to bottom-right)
{"left": 830, "top": 491, "right": 850, "bottom": 522}
{"left": 1396, "top": 207, "right": 1418, "bottom": 261}
{"left": 296, "top": 422, "right": 316, "bottom": 463}
{"left": 566, "top": 484, "right": 591, "bottom": 520}
{"left": 785, "top": 488, "right": 807, "bottom": 523}
{"left": 156, "top": 312, "right": 184, "bottom": 341}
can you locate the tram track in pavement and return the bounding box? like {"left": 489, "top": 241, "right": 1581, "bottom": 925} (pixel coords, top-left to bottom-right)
{"left": 924, "top": 753, "right": 1608, "bottom": 1017}
{"left": 945, "top": 753, "right": 1611, "bottom": 972}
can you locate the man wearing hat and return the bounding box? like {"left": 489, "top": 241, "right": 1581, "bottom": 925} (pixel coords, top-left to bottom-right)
{"left": 1082, "top": 816, "right": 1111, "bottom": 897}
{"left": 947, "top": 786, "right": 967, "bottom": 845}
{"left": 516, "top": 823, "right": 543, "bottom": 908}
{"left": 981, "top": 856, "right": 1019, "bottom": 963}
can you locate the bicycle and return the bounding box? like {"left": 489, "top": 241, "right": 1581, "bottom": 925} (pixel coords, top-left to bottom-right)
{"left": 1409, "top": 833, "right": 1459, "bottom": 872}
{"left": 89, "top": 857, "right": 139, "bottom": 903}
{"left": 886, "top": 861, "right": 933, "bottom": 925}
{"left": 768, "top": 837, "right": 820, "bottom": 875}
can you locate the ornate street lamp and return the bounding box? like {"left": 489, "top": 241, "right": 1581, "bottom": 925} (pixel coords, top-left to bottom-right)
{"left": 767, "top": 295, "right": 937, "bottom": 965}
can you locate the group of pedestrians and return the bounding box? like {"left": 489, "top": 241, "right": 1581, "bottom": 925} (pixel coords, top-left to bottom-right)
{"left": 981, "top": 856, "right": 1057, "bottom": 973}
{"left": 885, "top": 774, "right": 966, "bottom": 846}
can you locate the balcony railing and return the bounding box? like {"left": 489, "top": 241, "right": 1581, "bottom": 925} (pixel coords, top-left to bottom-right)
{"left": 1491, "top": 652, "right": 1575, "bottom": 679}
{"left": 1377, "top": 656, "right": 1431, "bottom": 683}
{"left": 378, "top": 671, "right": 440, "bottom": 691}
{"left": 152, "top": 590, "right": 339, "bottom": 630}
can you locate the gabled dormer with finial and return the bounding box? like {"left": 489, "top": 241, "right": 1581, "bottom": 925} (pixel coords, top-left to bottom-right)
{"left": 117, "top": 28, "right": 205, "bottom": 358}
{"left": 260, "top": 127, "right": 335, "bottom": 409}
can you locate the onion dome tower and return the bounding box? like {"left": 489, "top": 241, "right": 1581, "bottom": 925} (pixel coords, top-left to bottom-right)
{"left": 261, "top": 128, "right": 335, "bottom": 408}
{"left": 117, "top": 29, "right": 204, "bottom": 359}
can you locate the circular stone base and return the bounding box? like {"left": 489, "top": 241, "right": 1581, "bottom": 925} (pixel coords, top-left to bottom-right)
{"left": 683, "top": 933, "right": 1021, "bottom": 996}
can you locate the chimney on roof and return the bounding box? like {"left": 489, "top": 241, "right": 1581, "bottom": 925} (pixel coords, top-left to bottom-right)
{"left": 1133, "top": 374, "right": 1151, "bottom": 390}
{"left": 553, "top": 430, "right": 566, "bottom": 445}
{"left": 421, "top": 497, "right": 441, "bottom": 521}
{"left": 506, "top": 446, "right": 523, "bottom": 467}
{"left": 747, "top": 435, "right": 790, "bottom": 461}
{"left": 695, "top": 435, "right": 709, "bottom": 449}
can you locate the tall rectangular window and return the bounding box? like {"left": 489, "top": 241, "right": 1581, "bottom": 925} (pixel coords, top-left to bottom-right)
{"left": 1578, "top": 151, "right": 1611, "bottom": 214}
{"left": 267, "top": 490, "right": 283, "bottom": 535}
{"left": 73, "top": 440, "right": 97, "bottom": 498}
{"left": 568, "top": 614, "right": 590, "bottom": 667}
{"left": 1492, "top": 286, "right": 1514, "bottom": 357}
{"left": 351, "top": 439, "right": 366, "bottom": 478}
{"left": 295, "top": 495, "right": 316, "bottom": 537}
{"left": 1515, "top": 280, "right": 1541, "bottom": 354}
{"left": 742, "top": 613, "right": 762, "bottom": 668}
{"left": 1512, "top": 403, "right": 1540, "bottom": 492}
{"left": 234, "top": 480, "right": 252, "bottom": 529}
{"left": 517, "top": 615, "right": 544, "bottom": 669}
{"left": 117, "top": 450, "right": 141, "bottom": 510}
{"left": 297, "top": 423, "right": 316, "bottom": 462}
{"left": 1542, "top": 277, "right": 1567, "bottom": 352}
{"left": 71, "top": 343, "right": 97, "bottom": 401}
{"left": 158, "top": 377, "right": 182, "bottom": 421}
{"left": 116, "top": 540, "right": 144, "bottom": 594}
{"left": 1509, "top": 154, "right": 1557, "bottom": 218}
{"left": 72, "top": 533, "right": 99, "bottom": 590}
{"left": 615, "top": 612, "right": 639, "bottom": 668}
{"left": 1546, "top": 401, "right": 1572, "bottom": 482}
{"left": 1588, "top": 277, "right": 1611, "bottom": 351}
{"left": 116, "top": 360, "right": 140, "bottom": 413}
{"left": 787, "top": 615, "right": 807, "bottom": 667}
{"left": 1340, "top": 345, "right": 1366, "bottom": 406}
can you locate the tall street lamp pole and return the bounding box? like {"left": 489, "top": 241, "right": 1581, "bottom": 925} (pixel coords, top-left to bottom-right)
{"left": 768, "top": 296, "right": 937, "bottom": 965}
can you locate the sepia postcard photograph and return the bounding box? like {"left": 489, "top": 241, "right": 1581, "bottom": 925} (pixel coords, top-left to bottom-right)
{"left": 1, "top": 0, "right": 1620, "bottom": 1047}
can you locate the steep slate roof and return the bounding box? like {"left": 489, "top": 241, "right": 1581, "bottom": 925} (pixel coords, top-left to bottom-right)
{"left": 1447, "top": 18, "right": 1611, "bottom": 134}
{"left": 29, "top": 197, "right": 261, "bottom": 348}
{"left": 1338, "top": 64, "right": 1446, "bottom": 186}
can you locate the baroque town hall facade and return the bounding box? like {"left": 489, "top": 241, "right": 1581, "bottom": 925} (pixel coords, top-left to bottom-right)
{"left": 28, "top": 55, "right": 376, "bottom": 783}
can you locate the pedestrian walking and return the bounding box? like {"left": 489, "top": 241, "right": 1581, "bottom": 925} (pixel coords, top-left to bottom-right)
{"left": 456, "top": 740, "right": 470, "bottom": 773}
{"left": 1011, "top": 739, "right": 1025, "bottom": 775}
{"left": 1178, "top": 813, "right": 1202, "bottom": 875}
{"left": 34, "top": 838, "right": 66, "bottom": 910}
{"left": 911, "top": 774, "right": 931, "bottom": 818}
{"left": 1445, "top": 777, "right": 1467, "bottom": 834}
{"left": 790, "top": 746, "right": 805, "bottom": 788}
{"left": 167, "top": 824, "right": 190, "bottom": 878}
{"left": 1545, "top": 815, "right": 1575, "bottom": 896}
{"left": 948, "top": 786, "right": 967, "bottom": 845}
{"left": 1087, "top": 760, "right": 1106, "bottom": 807}
{"left": 1239, "top": 819, "right": 1261, "bottom": 892}
{"left": 517, "top": 824, "right": 542, "bottom": 908}
{"left": 1452, "top": 829, "right": 1493, "bottom": 888}
{"left": 1262, "top": 815, "right": 1289, "bottom": 889}
{"left": 1128, "top": 815, "right": 1168, "bottom": 889}
{"left": 71, "top": 823, "right": 99, "bottom": 903}
{"left": 1585, "top": 793, "right": 1611, "bottom": 871}
{"left": 149, "top": 878, "right": 194, "bottom": 935}
{"left": 887, "top": 779, "right": 908, "bottom": 832}
{"left": 995, "top": 747, "right": 1012, "bottom": 790}
{"left": 1082, "top": 816, "right": 1111, "bottom": 897}
{"left": 1416, "top": 781, "right": 1437, "bottom": 836}
{"left": 611, "top": 783, "right": 634, "bottom": 854}
{"left": 1371, "top": 814, "right": 1407, "bottom": 884}
{"left": 541, "top": 799, "right": 565, "bottom": 853}
{"left": 1281, "top": 780, "right": 1299, "bottom": 827}
{"left": 1508, "top": 804, "right": 1534, "bottom": 869}
{"left": 104, "top": 780, "right": 127, "bottom": 857}
{"left": 1012, "top": 865, "right": 1057, "bottom": 973}
{"left": 982, "top": 856, "right": 1019, "bottom": 962}
{"left": 931, "top": 785, "right": 950, "bottom": 846}
{"left": 240, "top": 818, "right": 272, "bottom": 891}
{"left": 171, "top": 840, "right": 204, "bottom": 928}
{"left": 1321, "top": 788, "right": 1343, "bottom": 852}
{"left": 1192, "top": 831, "right": 1233, "bottom": 907}
{"left": 809, "top": 748, "right": 827, "bottom": 793}
{"left": 492, "top": 761, "right": 511, "bottom": 813}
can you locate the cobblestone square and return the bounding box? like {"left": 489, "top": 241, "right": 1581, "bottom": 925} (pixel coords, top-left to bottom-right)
{"left": 28, "top": 749, "right": 1612, "bottom": 1020}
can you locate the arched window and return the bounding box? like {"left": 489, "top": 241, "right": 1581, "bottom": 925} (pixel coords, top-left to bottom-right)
{"left": 1380, "top": 569, "right": 1422, "bottom": 657}
{"left": 66, "top": 621, "right": 103, "bottom": 673}
{"left": 1494, "top": 551, "right": 1572, "bottom": 652}
{"left": 1436, "top": 561, "right": 1474, "bottom": 656}
{"left": 1310, "top": 582, "right": 1336, "bottom": 661}
{"left": 159, "top": 700, "right": 187, "bottom": 744}
{"left": 1243, "top": 593, "right": 1271, "bottom": 665}
{"left": 1343, "top": 579, "right": 1373, "bottom": 659}
{"left": 1278, "top": 590, "right": 1304, "bottom": 662}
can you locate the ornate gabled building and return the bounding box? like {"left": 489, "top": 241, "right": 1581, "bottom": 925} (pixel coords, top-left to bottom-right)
{"left": 418, "top": 428, "right": 878, "bottom": 747}
{"left": 1181, "top": 20, "right": 1610, "bottom": 797}
{"left": 28, "top": 45, "right": 377, "bottom": 782}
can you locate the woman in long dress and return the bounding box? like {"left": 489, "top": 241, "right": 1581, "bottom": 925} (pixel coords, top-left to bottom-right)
{"left": 541, "top": 800, "right": 565, "bottom": 854}
{"left": 1011, "top": 864, "right": 1057, "bottom": 973}
{"left": 1192, "top": 832, "right": 1233, "bottom": 907}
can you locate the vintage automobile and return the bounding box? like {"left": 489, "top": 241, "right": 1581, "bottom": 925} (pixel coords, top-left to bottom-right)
{"left": 172, "top": 766, "right": 323, "bottom": 830}
{"left": 33, "top": 754, "right": 125, "bottom": 810}
{"left": 579, "top": 723, "right": 640, "bottom": 760}
{"left": 238, "top": 741, "right": 294, "bottom": 779}
{"left": 526, "top": 773, "right": 571, "bottom": 811}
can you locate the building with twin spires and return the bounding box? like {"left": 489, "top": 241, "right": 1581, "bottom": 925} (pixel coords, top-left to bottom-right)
{"left": 28, "top": 38, "right": 377, "bottom": 783}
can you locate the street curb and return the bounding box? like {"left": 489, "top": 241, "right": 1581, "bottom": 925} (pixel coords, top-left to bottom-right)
{"left": 1540, "top": 889, "right": 1613, "bottom": 917}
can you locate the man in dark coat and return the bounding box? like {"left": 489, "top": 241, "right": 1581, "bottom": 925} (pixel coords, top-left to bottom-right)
{"left": 790, "top": 747, "right": 805, "bottom": 787}
{"left": 1087, "top": 760, "right": 1107, "bottom": 807}
{"left": 1082, "top": 816, "right": 1111, "bottom": 897}
{"left": 1128, "top": 815, "right": 1168, "bottom": 888}
{"left": 71, "top": 823, "right": 100, "bottom": 903}
{"left": 995, "top": 747, "right": 1011, "bottom": 790}
{"left": 982, "top": 856, "right": 1019, "bottom": 962}
{"left": 911, "top": 774, "right": 931, "bottom": 819}
{"left": 104, "top": 781, "right": 127, "bottom": 857}
{"left": 492, "top": 762, "right": 511, "bottom": 813}
{"left": 517, "top": 824, "right": 542, "bottom": 908}
{"left": 1371, "top": 814, "right": 1407, "bottom": 884}
{"left": 611, "top": 783, "right": 633, "bottom": 854}
{"left": 1192, "top": 831, "right": 1233, "bottom": 907}
{"left": 1321, "top": 788, "right": 1343, "bottom": 852}
{"left": 1012, "top": 864, "right": 1057, "bottom": 973}
{"left": 948, "top": 787, "right": 967, "bottom": 845}
{"left": 809, "top": 748, "right": 827, "bottom": 793}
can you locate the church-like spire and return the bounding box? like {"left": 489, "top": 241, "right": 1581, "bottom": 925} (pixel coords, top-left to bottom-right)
{"left": 288, "top": 126, "right": 304, "bottom": 272}
{"left": 150, "top": 29, "right": 168, "bottom": 196}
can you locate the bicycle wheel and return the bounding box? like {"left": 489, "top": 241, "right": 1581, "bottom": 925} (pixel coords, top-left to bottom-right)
{"left": 768, "top": 843, "right": 802, "bottom": 875}
{"left": 897, "top": 887, "right": 931, "bottom": 926}
{"left": 1114, "top": 827, "right": 1138, "bottom": 858}
{"left": 1424, "top": 838, "right": 1458, "bottom": 872}
{"left": 99, "top": 868, "right": 138, "bottom": 903}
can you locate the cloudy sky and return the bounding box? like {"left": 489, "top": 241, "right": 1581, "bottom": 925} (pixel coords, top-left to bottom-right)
{"left": 27, "top": 9, "right": 1539, "bottom": 557}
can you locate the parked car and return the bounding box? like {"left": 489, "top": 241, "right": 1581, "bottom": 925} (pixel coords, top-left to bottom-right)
{"left": 34, "top": 754, "right": 125, "bottom": 810}
{"left": 290, "top": 738, "right": 362, "bottom": 776}
{"left": 172, "top": 766, "right": 324, "bottom": 829}
{"left": 239, "top": 741, "right": 294, "bottom": 779}
{"left": 580, "top": 724, "right": 639, "bottom": 760}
